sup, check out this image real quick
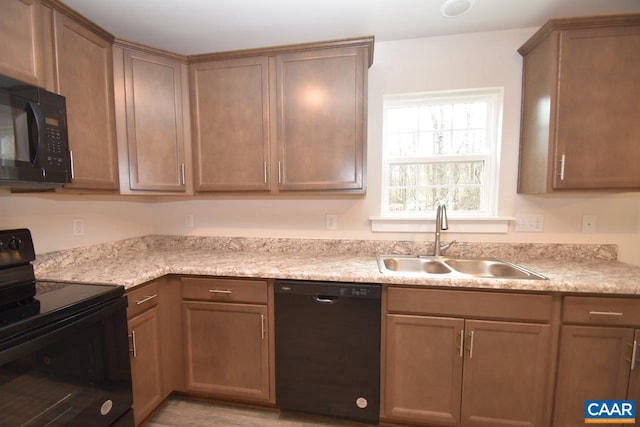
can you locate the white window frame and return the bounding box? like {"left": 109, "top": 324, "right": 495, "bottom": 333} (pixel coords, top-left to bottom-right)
{"left": 372, "top": 87, "right": 508, "bottom": 233}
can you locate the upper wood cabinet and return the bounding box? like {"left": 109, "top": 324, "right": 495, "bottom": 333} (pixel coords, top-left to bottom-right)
{"left": 275, "top": 46, "right": 368, "bottom": 192}
{"left": 188, "top": 37, "right": 373, "bottom": 194}
{"left": 518, "top": 14, "right": 640, "bottom": 193}
{"left": 113, "top": 41, "right": 191, "bottom": 193}
{"left": 0, "top": 0, "right": 45, "bottom": 86}
{"left": 49, "top": 4, "right": 119, "bottom": 190}
{"left": 189, "top": 56, "right": 270, "bottom": 191}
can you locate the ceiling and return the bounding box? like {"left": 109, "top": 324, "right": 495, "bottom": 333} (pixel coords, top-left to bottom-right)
{"left": 60, "top": 0, "right": 640, "bottom": 55}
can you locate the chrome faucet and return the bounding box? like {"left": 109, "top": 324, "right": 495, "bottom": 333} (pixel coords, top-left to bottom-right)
{"left": 433, "top": 201, "right": 451, "bottom": 257}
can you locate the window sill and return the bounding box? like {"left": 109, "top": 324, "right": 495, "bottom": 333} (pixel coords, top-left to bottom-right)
{"left": 369, "top": 216, "right": 513, "bottom": 233}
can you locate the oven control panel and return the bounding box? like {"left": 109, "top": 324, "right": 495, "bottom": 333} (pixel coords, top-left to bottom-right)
{"left": 0, "top": 229, "right": 35, "bottom": 267}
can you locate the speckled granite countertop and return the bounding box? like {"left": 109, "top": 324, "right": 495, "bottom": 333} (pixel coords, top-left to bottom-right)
{"left": 33, "top": 236, "right": 640, "bottom": 295}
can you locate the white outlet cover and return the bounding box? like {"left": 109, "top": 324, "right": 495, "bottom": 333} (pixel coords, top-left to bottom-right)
{"left": 184, "top": 213, "right": 194, "bottom": 228}
{"left": 72, "top": 219, "right": 84, "bottom": 236}
{"left": 582, "top": 215, "right": 597, "bottom": 234}
{"left": 326, "top": 214, "right": 338, "bottom": 230}
{"left": 514, "top": 214, "right": 544, "bottom": 232}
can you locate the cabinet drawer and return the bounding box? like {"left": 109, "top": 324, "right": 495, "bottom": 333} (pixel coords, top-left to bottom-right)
{"left": 563, "top": 296, "right": 640, "bottom": 326}
{"left": 181, "top": 277, "right": 268, "bottom": 304}
{"left": 387, "top": 287, "right": 552, "bottom": 322}
{"left": 126, "top": 281, "right": 160, "bottom": 319}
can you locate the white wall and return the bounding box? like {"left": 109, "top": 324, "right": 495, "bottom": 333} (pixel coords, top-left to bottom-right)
{"left": 2, "top": 27, "right": 639, "bottom": 264}
{"left": 0, "top": 190, "right": 154, "bottom": 253}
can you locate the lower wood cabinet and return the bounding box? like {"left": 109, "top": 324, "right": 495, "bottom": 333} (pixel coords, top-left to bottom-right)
{"left": 181, "top": 277, "right": 271, "bottom": 403}
{"left": 126, "top": 280, "right": 165, "bottom": 426}
{"left": 553, "top": 296, "right": 640, "bottom": 427}
{"left": 128, "top": 306, "right": 163, "bottom": 425}
{"left": 384, "top": 287, "right": 553, "bottom": 427}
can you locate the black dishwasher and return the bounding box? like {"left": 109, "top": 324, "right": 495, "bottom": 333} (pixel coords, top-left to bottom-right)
{"left": 274, "top": 279, "right": 381, "bottom": 424}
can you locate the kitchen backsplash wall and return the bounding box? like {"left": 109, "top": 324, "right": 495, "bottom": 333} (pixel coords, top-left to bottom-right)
{"left": 1, "top": 27, "right": 639, "bottom": 265}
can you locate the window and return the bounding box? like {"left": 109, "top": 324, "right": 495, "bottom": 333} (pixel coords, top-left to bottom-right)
{"left": 382, "top": 88, "right": 502, "bottom": 217}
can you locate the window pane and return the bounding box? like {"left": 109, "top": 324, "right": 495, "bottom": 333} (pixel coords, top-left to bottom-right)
{"left": 419, "top": 163, "right": 448, "bottom": 186}
{"left": 453, "top": 186, "right": 481, "bottom": 211}
{"left": 386, "top": 133, "right": 416, "bottom": 157}
{"left": 383, "top": 89, "right": 500, "bottom": 214}
{"left": 389, "top": 164, "right": 417, "bottom": 186}
{"left": 387, "top": 107, "right": 419, "bottom": 133}
{"left": 453, "top": 161, "right": 483, "bottom": 185}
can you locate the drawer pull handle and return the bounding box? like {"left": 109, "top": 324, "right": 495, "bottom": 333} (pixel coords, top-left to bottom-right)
{"left": 135, "top": 294, "right": 158, "bottom": 305}
{"left": 209, "top": 289, "right": 232, "bottom": 294}
{"left": 588, "top": 311, "right": 623, "bottom": 316}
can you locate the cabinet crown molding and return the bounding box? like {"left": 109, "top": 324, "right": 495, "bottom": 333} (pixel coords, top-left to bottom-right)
{"left": 42, "top": 0, "right": 115, "bottom": 42}
{"left": 519, "top": 13, "right": 640, "bottom": 55}
{"left": 187, "top": 35, "right": 375, "bottom": 67}
{"left": 113, "top": 39, "right": 188, "bottom": 62}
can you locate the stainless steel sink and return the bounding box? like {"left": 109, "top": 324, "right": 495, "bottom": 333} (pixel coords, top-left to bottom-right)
{"left": 377, "top": 255, "right": 547, "bottom": 280}
{"left": 380, "top": 256, "right": 452, "bottom": 274}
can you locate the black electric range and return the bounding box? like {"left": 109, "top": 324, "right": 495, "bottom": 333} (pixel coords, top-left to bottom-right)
{"left": 0, "top": 229, "right": 134, "bottom": 427}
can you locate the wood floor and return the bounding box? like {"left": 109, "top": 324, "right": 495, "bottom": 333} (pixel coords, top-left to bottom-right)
{"left": 145, "top": 396, "right": 377, "bottom": 427}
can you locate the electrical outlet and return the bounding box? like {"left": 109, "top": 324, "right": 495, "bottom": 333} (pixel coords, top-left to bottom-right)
{"left": 72, "top": 218, "right": 84, "bottom": 236}
{"left": 326, "top": 214, "right": 338, "bottom": 230}
{"left": 515, "top": 214, "right": 544, "bottom": 232}
{"left": 582, "top": 215, "right": 597, "bottom": 233}
{"left": 184, "top": 213, "right": 194, "bottom": 228}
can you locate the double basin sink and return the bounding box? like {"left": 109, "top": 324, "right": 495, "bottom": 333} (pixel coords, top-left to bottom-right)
{"left": 377, "top": 254, "right": 547, "bottom": 280}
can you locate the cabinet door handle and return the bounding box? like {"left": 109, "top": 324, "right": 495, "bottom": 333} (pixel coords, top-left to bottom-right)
{"left": 129, "top": 331, "right": 137, "bottom": 358}
{"left": 209, "top": 289, "right": 232, "bottom": 294}
{"left": 263, "top": 162, "right": 268, "bottom": 184}
{"left": 261, "top": 314, "right": 265, "bottom": 340}
{"left": 559, "top": 154, "right": 566, "bottom": 181}
{"left": 135, "top": 294, "right": 158, "bottom": 305}
{"left": 278, "top": 161, "right": 282, "bottom": 184}
{"left": 468, "top": 331, "right": 475, "bottom": 359}
{"left": 69, "top": 150, "right": 75, "bottom": 179}
{"left": 458, "top": 330, "right": 464, "bottom": 358}
{"left": 632, "top": 340, "right": 638, "bottom": 371}
{"left": 589, "top": 311, "right": 623, "bottom": 316}
{"left": 180, "top": 163, "right": 186, "bottom": 185}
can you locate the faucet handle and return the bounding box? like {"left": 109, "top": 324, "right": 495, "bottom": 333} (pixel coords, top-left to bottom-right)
{"left": 440, "top": 240, "right": 456, "bottom": 254}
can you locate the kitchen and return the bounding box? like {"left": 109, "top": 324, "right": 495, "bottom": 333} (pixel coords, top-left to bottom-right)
{"left": 1, "top": 0, "right": 640, "bottom": 426}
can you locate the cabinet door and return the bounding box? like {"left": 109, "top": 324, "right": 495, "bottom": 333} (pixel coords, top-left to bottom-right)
{"left": 123, "top": 49, "right": 186, "bottom": 191}
{"left": 384, "top": 314, "right": 464, "bottom": 425}
{"left": 275, "top": 46, "right": 367, "bottom": 192}
{"left": 53, "top": 12, "right": 119, "bottom": 190}
{"left": 0, "top": 0, "right": 44, "bottom": 86}
{"left": 554, "top": 26, "right": 640, "bottom": 190}
{"left": 183, "top": 301, "right": 269, "bottom": 401}
{"left": 129, "top": 307, "right": 163, "bottom": 426}
{"left": 190, "top": 57, "right": 270, "bottom": 191}
{"left": 461, "top": 320, "right": 551, "bottom": 427}
{"left": 627, "top": 329, "right": 640, "bottom": 402}
{"left": 553, "top": 325, "right": 635, "bottom": 427}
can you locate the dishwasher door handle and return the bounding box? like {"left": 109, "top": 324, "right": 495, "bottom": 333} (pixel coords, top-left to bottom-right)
{"left": 313, "top": 296, "right": 337, "bottom": 304}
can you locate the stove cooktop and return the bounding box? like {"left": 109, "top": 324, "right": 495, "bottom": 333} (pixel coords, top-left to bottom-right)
{"left": 0, "top": 281, "right": 124, "bottom": 344}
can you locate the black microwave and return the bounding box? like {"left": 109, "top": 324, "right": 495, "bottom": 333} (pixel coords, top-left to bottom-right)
{"left": 0, "top": 74, "right": 71, "bottom": 188}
